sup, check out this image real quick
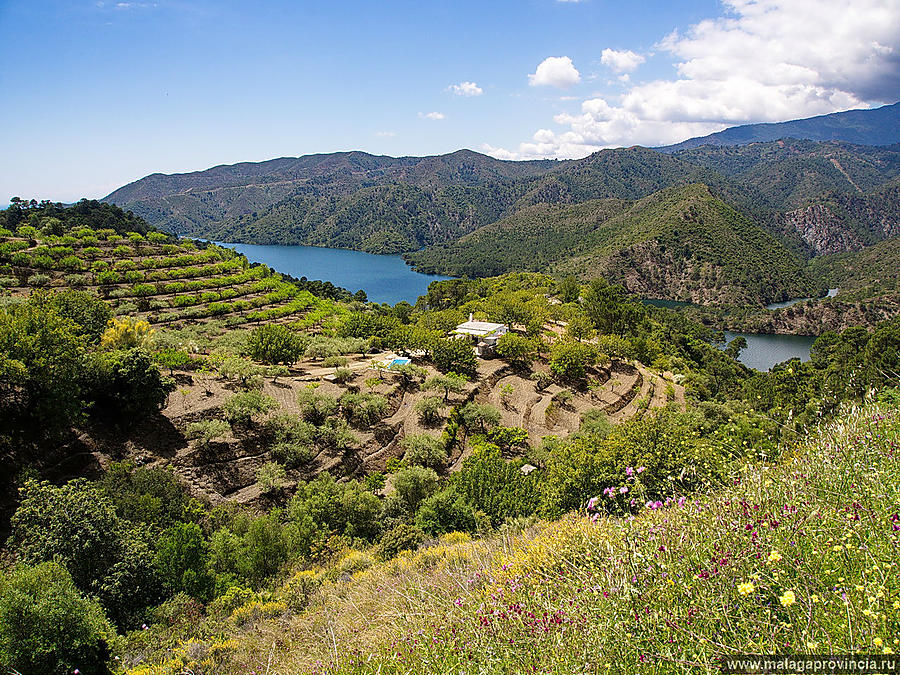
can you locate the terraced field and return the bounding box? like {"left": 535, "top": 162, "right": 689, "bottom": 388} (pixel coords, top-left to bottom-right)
{"left": 0, "top": 227, "right": 344, "bottom": 328}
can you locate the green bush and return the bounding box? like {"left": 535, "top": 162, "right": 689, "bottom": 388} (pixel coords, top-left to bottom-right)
{"left": 223, "top": 390, "right": 278, "bottom": 426}
{"left": 377, "top": 523, "right": 425, "bottom": 559}
{"left": 392, "top": 465, "right": 440, "bottom": 512}
{"left": 549, "top": 341, "right": 598, "bottom": 380}
{"left": 296, "top": 387, "right": 339, "bottom": 425}
{"left": 340, "top": 392, "right": 389, "bottom": 428}
{"left": 0, "top": 563, "right": 116, "bottom": 675}
{"left": 401, "top": 433, "right": 448, "bottom": 470}
{"left": 415, "top": 396, "right": 446, "bottom": 425}
{"left": 256, "top": 462, "right": 287, "bottom": 495}
{"left": 415, "top": 488, "right": 479, "bottom": 536}
{"left": 82, "top": 348, "right": 174, "bottom": 422}
{"left": 186, "top": 419, "right": 231, "bottom": 446}
{"left": 155, "top": 522, "right": 215, "bottom": 601}
{"left": 26, "top": 273, "right": 50, "bottom": 287}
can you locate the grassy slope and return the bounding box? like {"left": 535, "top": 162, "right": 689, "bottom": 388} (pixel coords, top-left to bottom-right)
{"left": 127, "top": 401, "right": 900, "bottom": 674}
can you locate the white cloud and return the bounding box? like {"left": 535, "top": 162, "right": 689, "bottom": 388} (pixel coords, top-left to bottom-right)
{"left": 375, "top": 131, "right": 397, "bottom": 137}
{"left": 419, "top": 111, "right": 445, "bottom": 120}
{"left": 447, "top": 81, "right": 484, "bottom": 97}
{"left": 528, "top": 56, "right": 581, "bottom": 89}
{"left": 489, "top": 0, "right": 900, "bottom": 159}
{"left": 600, "top": 48, "right": 646, "bottom": 73}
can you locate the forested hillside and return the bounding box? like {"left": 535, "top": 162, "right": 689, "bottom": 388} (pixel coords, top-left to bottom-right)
{"left": 408, "top": 184, "right": 816, "bottom": 306}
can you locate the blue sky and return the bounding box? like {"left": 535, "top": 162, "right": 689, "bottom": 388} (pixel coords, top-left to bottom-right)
{"left": 1, "top": 0, "right": 898, "bottom": 202}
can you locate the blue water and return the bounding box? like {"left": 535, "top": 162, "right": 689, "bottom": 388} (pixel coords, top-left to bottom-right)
{"left": 723, "top": 331, "right": 817, "bottom": 372}
{"left": 765, "top": 288, "right": 839, "bottom": 310}
{"left": 217, "top": 242, "right": 452, "bottom": 305}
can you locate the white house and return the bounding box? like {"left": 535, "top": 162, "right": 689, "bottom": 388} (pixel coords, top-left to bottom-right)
{"left": 454, "top": 313, "right": 508, "bottom": 357}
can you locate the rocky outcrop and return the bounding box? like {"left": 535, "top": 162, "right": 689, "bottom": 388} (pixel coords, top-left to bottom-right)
{"left": 777, "top": 204, "right": 865, "bottom": 255}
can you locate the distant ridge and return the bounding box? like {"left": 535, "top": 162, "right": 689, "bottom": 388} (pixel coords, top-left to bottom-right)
{"left": 658, "top": 101, "right": 900, "bottom": 152}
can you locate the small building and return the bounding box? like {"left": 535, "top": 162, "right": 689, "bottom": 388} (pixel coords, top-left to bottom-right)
{"left": 454, "top": 313, "right": 508, "bottom": 358}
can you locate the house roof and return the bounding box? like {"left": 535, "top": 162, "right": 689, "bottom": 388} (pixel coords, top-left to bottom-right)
{"left": 454, "top": 320, "right": 507, "bottom": 337}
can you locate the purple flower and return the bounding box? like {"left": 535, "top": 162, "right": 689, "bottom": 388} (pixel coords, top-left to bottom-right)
{"left": 620, "top": 486, "right": 629, "bottom": 494}
{"left": 625, "top": 467, "right": 634, "bottom": 477}
{"left": 637, "top": 466, "right": 646, "bottom": 473}
{"left": 587, "top": 497, "right": 598, "bottom": 510}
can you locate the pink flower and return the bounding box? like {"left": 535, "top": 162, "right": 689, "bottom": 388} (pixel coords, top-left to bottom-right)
{"left": 587, "top": 497, "right": 598, "bottom": 510}
{"left": 637, "top": 466, "right": 646, "bottom": 473}
{"left": 619, "top": 486, "right": 628, "bottom": 494}
{"left": 625, "top": 467, "right": 634, "bottom": 477}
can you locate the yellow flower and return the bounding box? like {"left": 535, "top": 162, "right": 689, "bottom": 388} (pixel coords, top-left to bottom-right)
{"left": 807, "top": 642, "right": 818, "bottom": 650}
{"left": 738, "top": 582, "right": 755, "bottom": 596}
{"left": 811, "top": 594, "right": 821, "bottom": 603}
{"left": 768, "top": 550, "right": 783, "bottom": 563}
{"left": 874, "top": 638, "right": 883, "bottom": 647}
{"left": 883, "top": 647, "right": 894, "bottom": 655}
{"left": 833, "top": 545, "right": 844, "bottom": 552}
{"left": 780, "top": 590, "right": 796, "bottom": 607}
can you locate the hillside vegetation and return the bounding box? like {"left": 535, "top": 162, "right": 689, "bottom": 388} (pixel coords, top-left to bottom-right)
{"left": 114, "top": 399, "right": 900, "bottom": 674}
{"left": 4, "top": 203, "right": 900, "bottom": 675}
{"left": 408, "top": 184, "right": 817, "bottom": 306}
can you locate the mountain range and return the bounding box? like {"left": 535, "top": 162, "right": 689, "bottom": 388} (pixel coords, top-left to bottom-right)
{"left": 104, "top": 102, "right": 900, "bottom": 307}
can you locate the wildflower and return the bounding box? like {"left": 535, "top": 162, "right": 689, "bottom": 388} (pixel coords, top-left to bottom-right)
{"left": 619, "top": 486, "right": 628, "bottom": 494}
{"left": 807, "top": 642, "right": 818, "bottom": 650}
{"left": 768, "top": 550, "right": 783, "bottom": 563}
{"left": 779, "top": 590, "right": 796, "bottom": 607}
{"left": 637, "top": 466, "right": 646, "bottom": 473}
{"left": 884, "top": 647, "right": 895, "bottom": 654}
{"left": 738, "top": 582, "right": 755, "bottom": 596}
{"left": 587, "top": 497, "right": 598, "bottom": 510}
{"left": 874, "top": 638, "right": 883, "bottom": 647}
{"left": 625, "top": 467, "right": 634, "bottom": 477}
{"left": 893, "top": 601, "right": 900, "bottom": 610}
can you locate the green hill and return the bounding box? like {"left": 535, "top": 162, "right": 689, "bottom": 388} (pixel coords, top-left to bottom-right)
{"left": 408, "top": 184, "right": 815, "bottom": 306}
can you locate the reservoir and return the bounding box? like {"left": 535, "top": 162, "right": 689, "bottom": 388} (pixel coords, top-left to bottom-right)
{"left": 723, "top": 331, "right": 817, "bottom": 372}
{"left": 217, "top": 242, "right": 452, "bottom": 305}
{"left": 642, "top": 298, "right": 819, "bottom": 371}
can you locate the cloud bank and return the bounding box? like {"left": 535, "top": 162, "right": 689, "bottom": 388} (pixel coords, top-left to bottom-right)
{"left": 528, "top": 56, "right": 581, "bottom": 89}
{"left": 488, "top": 0, "right": 900, "bottom": 159}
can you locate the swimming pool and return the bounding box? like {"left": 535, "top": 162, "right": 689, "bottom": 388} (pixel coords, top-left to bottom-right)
{"left": 390, "top": 358, "right": 412, "bottom": 367}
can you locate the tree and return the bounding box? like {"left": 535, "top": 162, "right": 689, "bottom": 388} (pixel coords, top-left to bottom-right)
{"left": 415, "top": 396, "right": 446, "bottom": 425}
{"left": 401, "top": 433, "right": 448, "bottom": 470}
{"left": 29, "top": 289, "right": 112, "bottom": 344}
{"left": 495, "top": 333, "right": 537, "bottom": 368}
{"left": 557, "top": 275, "right": 581, "bottom": 304}
{"left": 565, "top": 313, "right": 595, "bottom": 342}
{"left": 423, "top": 371, "right": 468, "bottom": 401}
{"left": 0, "top": 563, "right": 116, "bottom": 675}
{"left": 724, "top": 335, "right": 748, "bottom": 360}
{"left": 431, "top": 338, "right": 477, "bottom": 377}
{"left": 549, "top": 341, "right": 598, "bottom": 381}
{"left": 392, "top": 466, "right": 440, "bottom": 512}
{"left": 248, "top": 324, "right": 305, "bottom": 365}
{"left": 155, "top": 522, "right": 215, "bottom": 601}
{"left": 83, "top": 348, "right": 174, "bottom": 422}
{"left": 0, "top": 299, "right": 84, "bottom": 440}
{"left": 390, "top": 362, "right": 428, "bottom": 390}
{"left": 414, "top": 488, "right": 478, "bottom": 536}
{"left": 9, "top": 479, "right": 163, "bottom": 627}
{"left": 256, "top": 462, "right": 287, "bottom": 495}
{"left": 459, "top": 402, "right": 502, "bottom": 433}
{"left": 451, "top": 442, "right": 539, "bottom": 526}
{"left": 296, "top": 387, "right": 339, "bottom": 426}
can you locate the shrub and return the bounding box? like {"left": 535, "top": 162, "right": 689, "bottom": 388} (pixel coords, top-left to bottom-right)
{"left": 323, "top": 355, "right": 348, "bottom": 368}
{"left": 333, "top": 366, "right": 354, "bottom": 383}
{"left": 186, "top": 419, "right": 231, "bottom": 446}
{"left": 281, "top": 570, "right": 320, "bottom": 611}
{"left": 340, "top": 392, "right": 389, "bottom": 428}
{"left": 96, "top": 269, "right": 120, "bottom": 285}
{"left": 377, "top": 524, "right": 425, "bottom": 559}
{"left": 296, "top": 387, "right": 339, "bottom": 426}
{"left": 392, "top": 465, "right": 440, "bottom": 512}
{"left": 223, "top": 390, "right": 278, "bottom": 426}
{"left": 26, "top": 273, "right": 50, "bottom": 287}
{"left": 100, "top": 316, "right": 154, "bottom": 350}
{"left": 401, "top": 433, "right": 448, "bottom": 470}
{"left": 218, "top": 355, "right": 266, "bottom": 390}
{"left": 83, "top": 348, "right": 174, "bottom": 422}
{"left": 415, "top": 396, "right": 446, "bottom": 425}
{"left": 390, "top": 362, "right": 428, "bottom": 389}
{"left": 0, "top": 563, "right": 116, "bottom": 675}
{"left": 256, "top": 462, "right": 287, "bottom": 495}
